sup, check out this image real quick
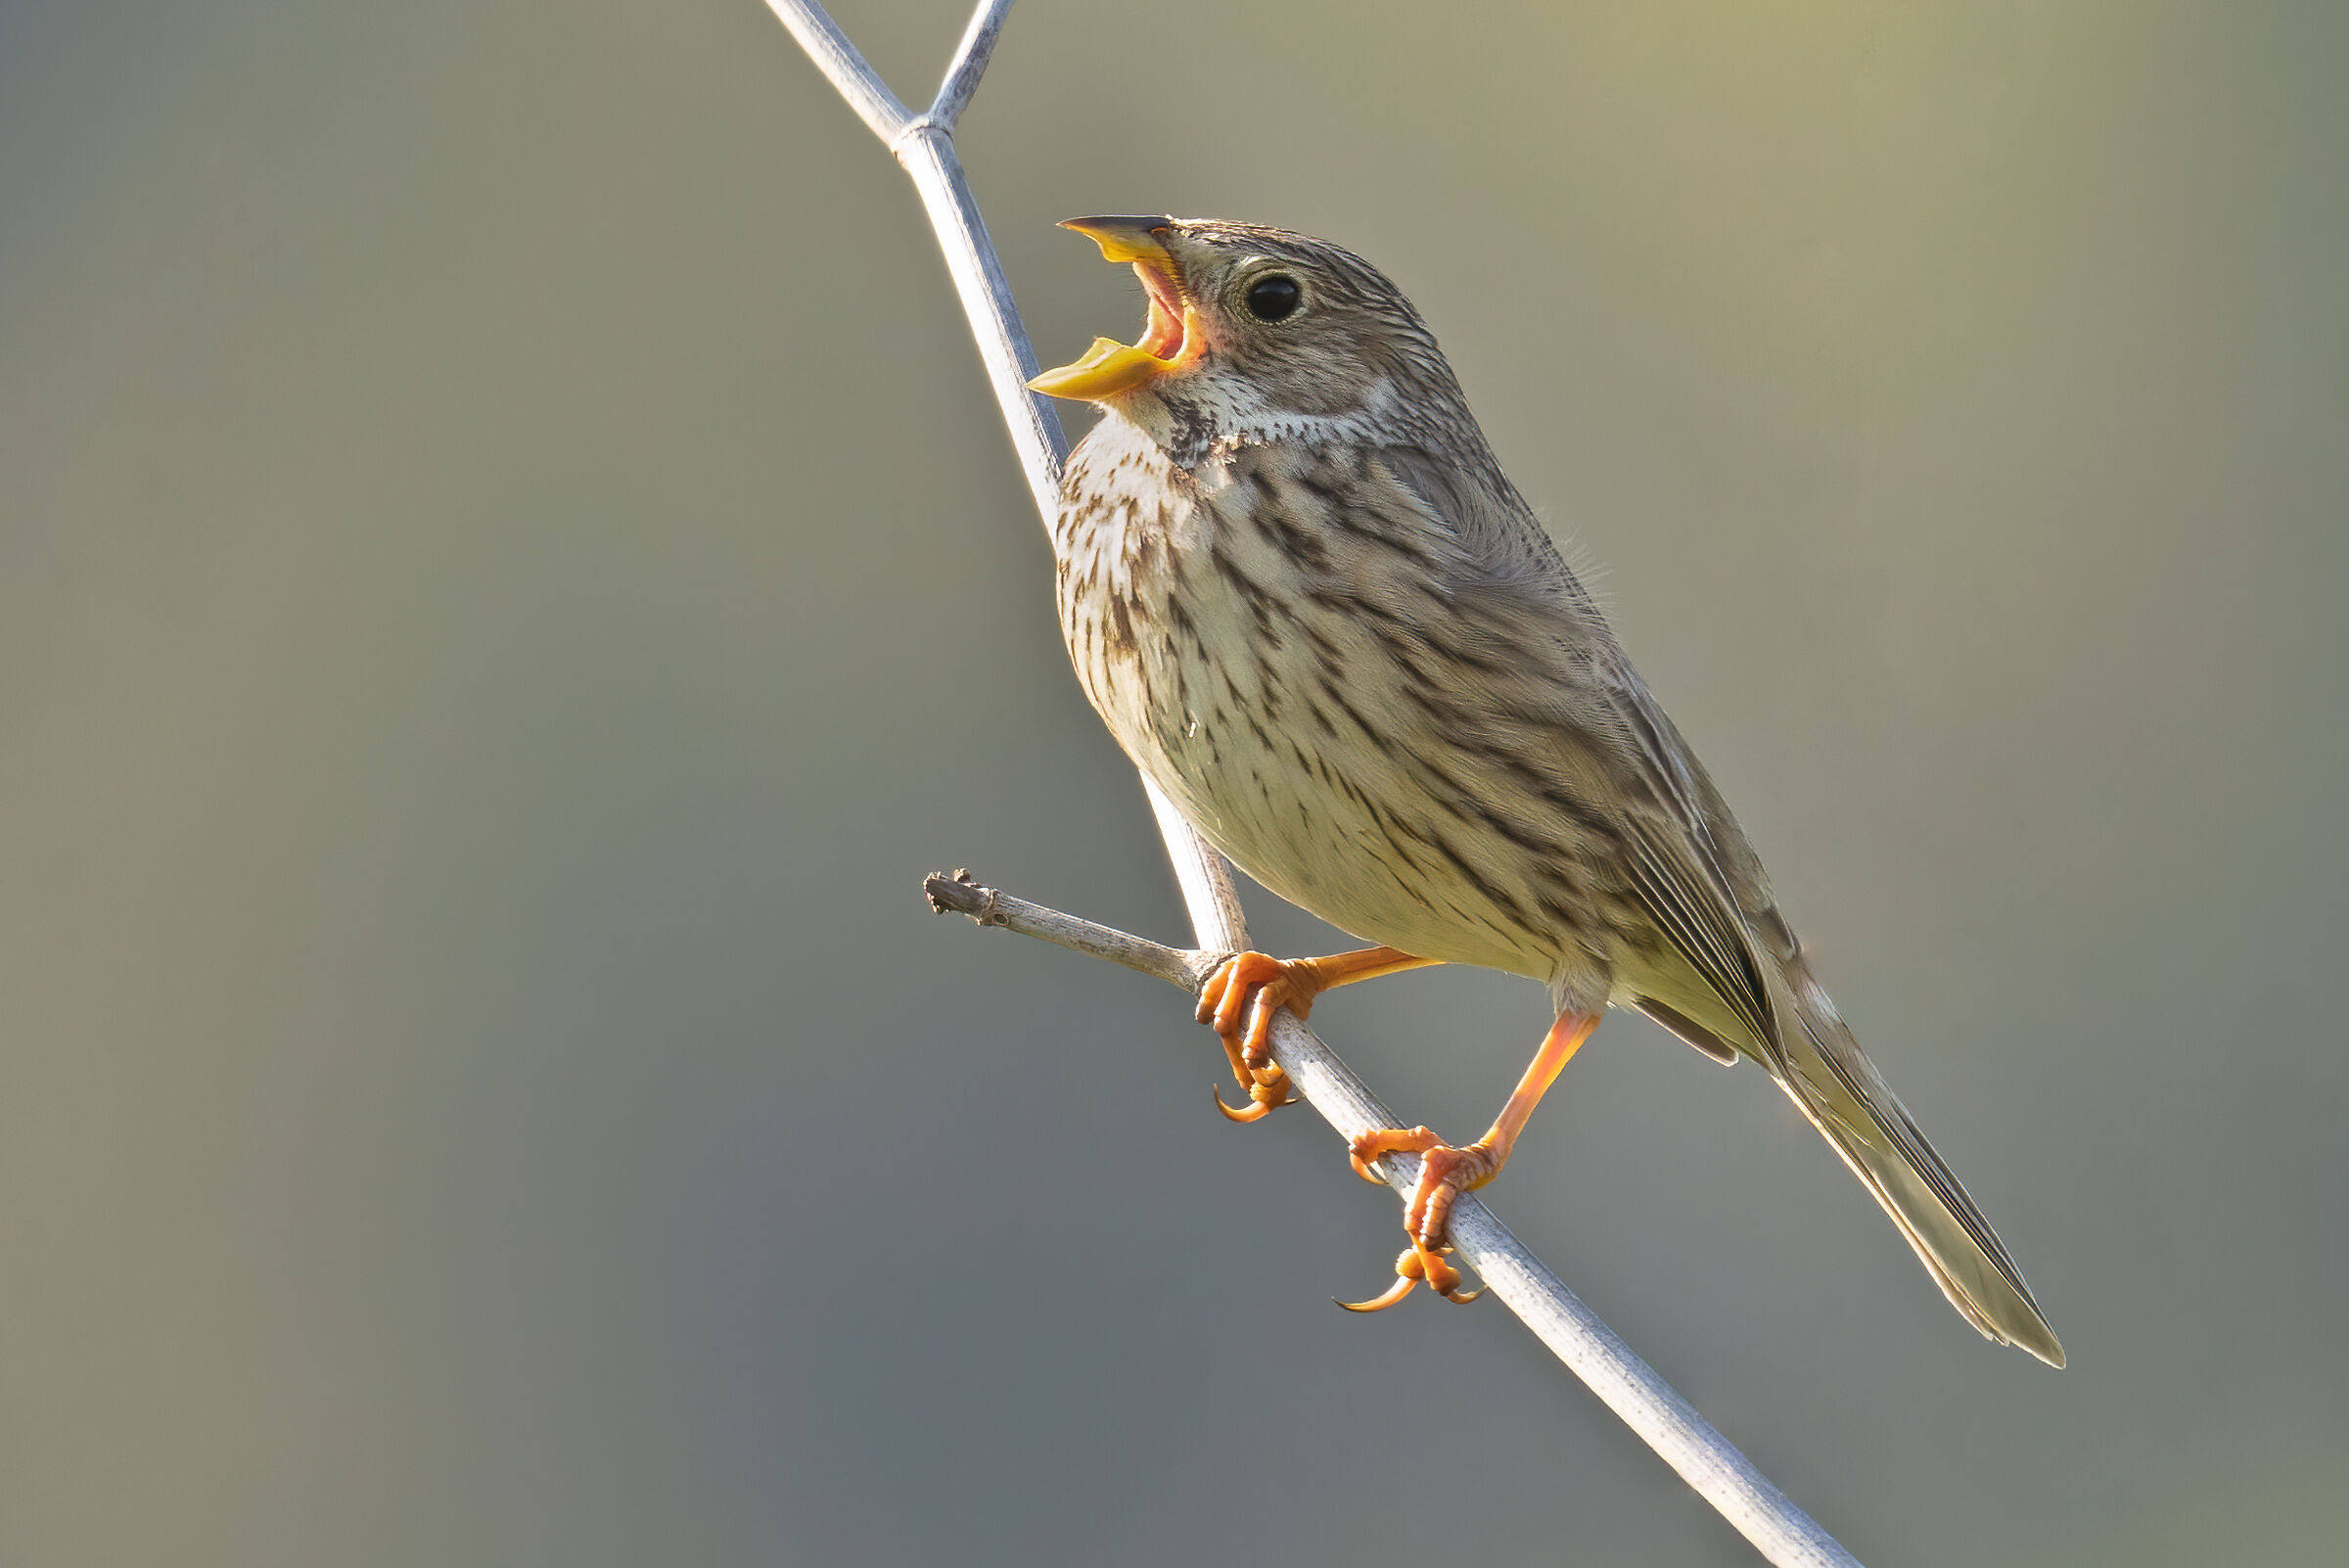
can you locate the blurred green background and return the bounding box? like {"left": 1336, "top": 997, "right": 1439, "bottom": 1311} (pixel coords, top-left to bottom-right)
{"left": 3, "top": 2, "right": 2343, "bottom": 1563}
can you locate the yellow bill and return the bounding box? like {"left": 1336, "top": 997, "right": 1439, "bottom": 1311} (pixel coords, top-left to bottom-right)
{"left": 1027, "top": 337, "right": 1170, "bottom": 400}
{"left": 1028, "top": 216, "right": 1197, "bottom": 402}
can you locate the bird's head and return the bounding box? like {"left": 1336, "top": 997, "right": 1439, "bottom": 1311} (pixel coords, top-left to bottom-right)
{"left": 1029, "top": 216, "right": 1462, "bottom": 451}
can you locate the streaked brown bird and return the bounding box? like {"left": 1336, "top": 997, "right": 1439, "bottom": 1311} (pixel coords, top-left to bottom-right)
{"left": 1029, "top": 215, "right": 2062, "bottom": 1365}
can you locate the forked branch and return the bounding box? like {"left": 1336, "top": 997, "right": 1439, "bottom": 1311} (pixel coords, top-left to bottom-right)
{"left": 770, "top": 4, "right": 1862, "bottom": 1563}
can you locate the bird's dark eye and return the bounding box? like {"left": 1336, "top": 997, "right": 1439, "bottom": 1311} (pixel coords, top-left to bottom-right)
{"left": 1244, "top": 274, "right": 1302, "bottom": 322}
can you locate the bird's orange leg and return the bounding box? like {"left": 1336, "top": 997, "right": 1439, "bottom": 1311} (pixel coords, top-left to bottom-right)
{"left": 1196, "top": 946, "right": 1436, "bottom": 1122}
{"left": 1340, "top": 1009, "right": 1602, "bottom": 1309}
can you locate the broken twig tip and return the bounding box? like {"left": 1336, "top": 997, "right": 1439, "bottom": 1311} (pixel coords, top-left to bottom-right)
{"left": 923, "top": 868, "right": 1007, "bottom": 926}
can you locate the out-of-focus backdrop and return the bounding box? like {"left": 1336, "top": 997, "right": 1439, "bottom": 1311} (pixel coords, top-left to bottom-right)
{"left": 4, "top": 2, "right": 2342, "bottom": 1563}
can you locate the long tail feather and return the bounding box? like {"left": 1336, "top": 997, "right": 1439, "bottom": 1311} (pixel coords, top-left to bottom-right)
{"left": 1765, "top": 964, "right": 2065, "bottom": 1367}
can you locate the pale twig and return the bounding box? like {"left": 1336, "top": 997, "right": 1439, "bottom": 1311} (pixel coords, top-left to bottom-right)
{"left": 923, "top": 869, "right": 1212, "bottom": 991}
{"left": 923, "top": 870, "right": 1858, "bottom": 1566}
{"left": 926, "top": 0, "right": 1015, "bottom": 133}
{"left": 775, "top": 4, "right": 1863, "bottom": 1563}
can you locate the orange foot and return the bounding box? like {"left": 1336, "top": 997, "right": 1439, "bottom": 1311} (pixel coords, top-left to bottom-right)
{"left": 1338, "top": 1129, "right": 1498, "bottom": 1309}
{"left": 1334, "top": 1009, "right": 1601, "bottom": 1312}
{"left": 1194, "top": 951, "right": 1311, "bottom": 1123}
{"left": 1193, "top": 946, "right": 1436, "bottom": 1124}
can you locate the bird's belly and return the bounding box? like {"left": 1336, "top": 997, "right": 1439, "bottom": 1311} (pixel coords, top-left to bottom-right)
{"left": 1052, "top": 430, "right": 1636, "bottom": 1007}
{"left": 1153, "top": 717, "right": 1562, "bottom": 982}
{"left": 1069, "top": 568, "right": 1577, "bottom": 986}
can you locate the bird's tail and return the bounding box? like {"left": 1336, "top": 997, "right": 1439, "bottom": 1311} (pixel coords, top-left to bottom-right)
{"left": 1765, "top": 962, "right": 2065, "bottom": 1367}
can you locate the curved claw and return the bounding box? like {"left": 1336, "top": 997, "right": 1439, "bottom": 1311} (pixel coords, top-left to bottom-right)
{"left": 1213, "top": 1065, "right": 1297, "bottom": 1123}
{"left": 1336, "top": 1242, "right": 1484, "bottom": 1312}
{"left": 1213, "top": 1086, "right": 1276, "bottom": 1123}
{"left": 1414, "top": 1244, "right": 1482, "bottom": 1304}
{"left": 1348, "top": 1151, "right": 1389, "bottom": 1184}
{"left": 1336, "top": 1272, "right": 1420, "bottom": 1314}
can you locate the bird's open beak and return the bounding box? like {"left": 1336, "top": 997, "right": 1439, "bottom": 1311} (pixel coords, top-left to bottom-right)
{"left": 1028, "top": 216, "right": 1201, "bottom": 401}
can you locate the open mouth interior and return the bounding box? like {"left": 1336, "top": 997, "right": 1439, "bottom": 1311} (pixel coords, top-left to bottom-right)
{"left": 1130, "top": 261, "right": 1188, "bottom": 361}
{"left": 1025, "top": 243, "right": 1195, "bottom": 400}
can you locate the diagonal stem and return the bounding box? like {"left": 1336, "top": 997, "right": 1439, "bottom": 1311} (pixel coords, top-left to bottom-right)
{"left": 927, "top": 0, "right": 1016, "bottom": 131}
{"left": 763, "top": 0, "right": 907, "bottom": 142}
{"left": 771, "top": 5, "right": 1864, "bottom": 1565}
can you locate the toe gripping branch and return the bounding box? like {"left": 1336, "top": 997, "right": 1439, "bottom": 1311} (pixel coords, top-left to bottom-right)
{"left": 1336, "top": 1009, "right": 1602, "bottom": 1312}
{"left": 1195, "top": 951, "right": 1302, "bottom": 1122}
{"left": 1193, "top": 945, "right": 1436, "bottom": 1123}
{"left": 1339, "top": 1130, "right": 1495, "bottom": 1308}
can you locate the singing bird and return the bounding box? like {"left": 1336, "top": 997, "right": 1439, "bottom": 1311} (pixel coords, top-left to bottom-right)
{"left": 1028, "top": 215, "right": 2061, "bottom": 1364}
